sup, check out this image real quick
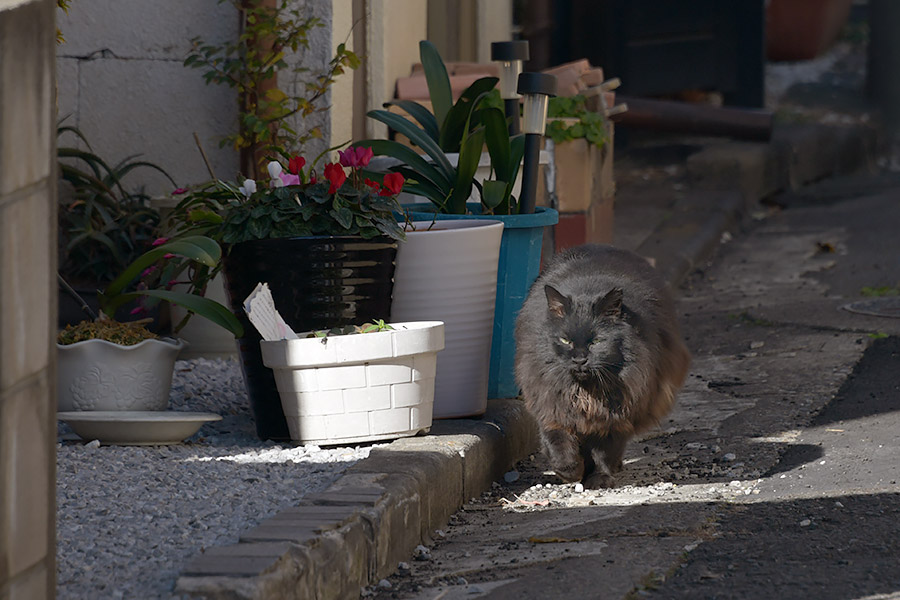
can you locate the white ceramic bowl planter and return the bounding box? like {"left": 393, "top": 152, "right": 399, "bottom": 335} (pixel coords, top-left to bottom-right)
{"left": 260, "top": 321, "right": 444, "bottom": 446}
{"left": 390, "top": 220, "right": 503, "bottom": 418}
{"left": 57, "top": 338, "right": 185, "bottom": 412}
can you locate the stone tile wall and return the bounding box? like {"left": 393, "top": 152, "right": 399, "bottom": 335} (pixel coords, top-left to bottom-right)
{"left": 0, "top": 1, "right": 57, "bottom": 598}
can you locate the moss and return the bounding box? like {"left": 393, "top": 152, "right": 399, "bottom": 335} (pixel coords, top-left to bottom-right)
{"left": 57, "top": 318, "right": 157, "bottom": 346}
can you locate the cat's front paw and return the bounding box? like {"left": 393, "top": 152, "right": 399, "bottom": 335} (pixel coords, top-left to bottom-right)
{"left": 553, "top": 459, "right": 585, "bottom": 483}
{"left": 583, "top": 472, "right": 616, "bottom": 489}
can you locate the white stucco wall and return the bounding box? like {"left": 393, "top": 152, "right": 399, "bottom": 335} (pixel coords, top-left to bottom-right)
{"left": 55, "top": 0, "right": 356, "bottom": 194}
{"left": 56, "top": 0, "right": 241, "bottom": 194}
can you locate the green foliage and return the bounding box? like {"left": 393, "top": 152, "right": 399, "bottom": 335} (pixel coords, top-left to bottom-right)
{"left": 213, "top": 180, "right": 406, "bottom": 245}
{"left": 361, "top": 40, "right": 524, "bottom": 214}
{"left": 184, "top": 0, "right": 360, "bottom": 180}
{"left": 58, "top": 236, "right": 245, "bottom": 342}
{"left": 307, "top": 319, "right": 394, "bottom": 338}
{"left": 545, "top": 95, "right": 608, "bottom": 148}
{"left": 56, "top": 0, "right": 71, "bottom": 44}
{"left": 57, "top": 122, "right": 169, "bottom": 286}
{"left": 861, "top": 285, "right": 900, "bottom": 297}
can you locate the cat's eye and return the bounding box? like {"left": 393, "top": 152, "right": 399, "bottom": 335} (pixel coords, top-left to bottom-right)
{"left": 558, "top": 337, "right": 573, "bottom": 346}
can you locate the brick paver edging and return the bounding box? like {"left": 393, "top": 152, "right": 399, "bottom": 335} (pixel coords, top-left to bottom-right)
{"left": 174, "top": 398, "right": 538, "bottom": 599}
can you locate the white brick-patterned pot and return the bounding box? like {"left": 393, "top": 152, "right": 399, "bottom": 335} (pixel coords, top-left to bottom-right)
{"left": 260, "top": 322, "right": 444, "bottom": 446}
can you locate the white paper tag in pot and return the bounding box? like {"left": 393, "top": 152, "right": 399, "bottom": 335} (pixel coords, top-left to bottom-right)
{"left": 243, "top": 282, "right": 298, "bottom": 341}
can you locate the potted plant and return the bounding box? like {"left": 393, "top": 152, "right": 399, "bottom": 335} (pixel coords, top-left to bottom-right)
{"left": 361, "top": 40, "right": 558, "bottom": 401}
{"left": 56, "top": 122, "right": 173, "bottom": 329}
{"left": 167, "top": 149, "right": 407, "bottom": 441}
{"left": 260, "top": 319, "right": 445, "bottom": 445}
{"left": 390, "top": 219, "right": 504, "bottom": 418}
{"left": 543, "top": 93, "right": 616, "bottom": 247}
{"left": 57, "top": 236, "right": 244, "bottom": 414}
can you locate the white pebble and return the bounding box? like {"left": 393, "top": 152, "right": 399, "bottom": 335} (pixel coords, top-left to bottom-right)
{"left": 723, "top": 453, "right": 736, "bottom": 462}
{"left": 574, "top": 483, "right": 585, "bottom": 493}
{"left": 84, "top": 439, "right": 101, "bottom": 449}
{"left": 799, "top": 519, "right": 811, "bottom": 527}
{"left": 377, "top": 579, "right": 392, "bottom": 589}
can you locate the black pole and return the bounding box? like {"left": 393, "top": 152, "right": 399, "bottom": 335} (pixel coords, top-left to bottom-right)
{"left": 504, "top": 98, "right": 520, "bottom": 135}
{"left": 518, "top": 133, "right": 541, "bottom": 214}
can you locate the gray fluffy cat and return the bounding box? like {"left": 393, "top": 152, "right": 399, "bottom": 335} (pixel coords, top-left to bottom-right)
{"left": 514, "top": 244, "right": 690, "bottom": 489}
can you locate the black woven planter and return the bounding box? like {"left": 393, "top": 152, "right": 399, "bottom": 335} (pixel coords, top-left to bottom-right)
{"left": 222, "top": 236, "right": 397, "bottom": 441}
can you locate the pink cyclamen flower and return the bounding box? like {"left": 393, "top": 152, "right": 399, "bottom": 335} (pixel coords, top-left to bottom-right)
{"left": 172, "top": 187, "right": 188, "bottom": 195}
{"left": 163, "top": 253, "right": 176, "bottom": 259}
{"left": 338, "top": 146, "right": 374, "bottom": 168}
{"left": 279, "top": 172, "right": 301, "bottom": 187}
{"left": 129, "top": 306, "right": 147, "bottom": 316}
{"left": 151, "top": 237, "right": 170, "bottom": 247}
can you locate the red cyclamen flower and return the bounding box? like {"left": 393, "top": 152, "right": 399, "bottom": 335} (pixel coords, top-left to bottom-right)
{"left": 323, "top": 163, "right": 347, "bottom": 194}
{"left": 363, "top": 178, "right": 381, "bottom": 192}
{"left": 288, "top": 156, "right": 306, "bottom": 175}
{"left": 381, "top": 172, "right": 405, "bottom": 196}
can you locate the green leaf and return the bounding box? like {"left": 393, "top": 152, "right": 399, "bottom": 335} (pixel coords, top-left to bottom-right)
{"left": 447, "top": 128, "right": 485, "bottom": 214}
{"left": 482, "top": 107, "right": 511, "bottom": 182}
{"left": 382, "top": 100, "right": 440, "bottom": 143}
{"left": 124, "top": 289, "right": 243, "bottom": 337}
{"left": 366, "top": 110, "right": 454, "bottom": 176}
{"left": 439, "top": 77, "right": 499, "bottom": 152}
{"left": 481, "top": 180, "right": 509, "bottom": 210}
{"left": 419, "top": 40, "right": 452, "bottom": 131}
{"left": 331, "top": 206, "right": 354, "bottom": 229}
{"left": 99, "top": 236, "right": 223, "bottom": 314}
{"left": 356, "top": 138, "right": 452, "bottom": 191}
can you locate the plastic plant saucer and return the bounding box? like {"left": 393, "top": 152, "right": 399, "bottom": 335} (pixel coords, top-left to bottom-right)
{"left": 57, "top": 411, "right": 222, "bottom": 446}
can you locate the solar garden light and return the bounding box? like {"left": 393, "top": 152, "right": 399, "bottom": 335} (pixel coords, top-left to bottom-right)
{"left": 490, "top": 40, "right": 529, "bottom": 135}
{"left": 517, "top": 72, "right": 557, "bottom": 214}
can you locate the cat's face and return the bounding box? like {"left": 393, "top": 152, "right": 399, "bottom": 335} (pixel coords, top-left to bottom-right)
{"left": 544, "top": 285, "right": 627, "bottom": 382}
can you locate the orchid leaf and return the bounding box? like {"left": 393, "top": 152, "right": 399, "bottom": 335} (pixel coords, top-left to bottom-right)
{"left": 447, "top": 128, "right": 485, "bottom": 214}
{"left": 419, "top": 40, "right": 452, "bottom": 130}
{"left": 382, "top": 100, "right": 440, "bottom": 143}
{"left": 117, "top": 289, "right": 243, "bottom": 337}
{"left": 355, "top": 138, "right": 452, "bottom": 190}
{"left": 440, "top": 77, "right": 499, "bottom": 152}
{"left": 366, "top": 110, "right": 454, "bottom": 175}
{"left": 482, "top": 180, "right": 509, "bottom": 210}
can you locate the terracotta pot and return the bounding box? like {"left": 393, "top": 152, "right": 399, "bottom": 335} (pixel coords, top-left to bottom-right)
{"left": 766, "top": 0, "right": 853, "bottom": 61}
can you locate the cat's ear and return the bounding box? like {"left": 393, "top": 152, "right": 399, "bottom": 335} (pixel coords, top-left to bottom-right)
{"left": 594, "top": 287, "right": 623, "bottom": 318}
{"left": 544, "top": 285, "right": 571, "bottom": 319}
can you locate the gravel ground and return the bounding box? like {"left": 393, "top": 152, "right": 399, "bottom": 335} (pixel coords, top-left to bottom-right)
{"left": 56, "top": 357, "right": 378, "bottom": 600}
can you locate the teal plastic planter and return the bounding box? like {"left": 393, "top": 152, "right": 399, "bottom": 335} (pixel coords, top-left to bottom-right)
{"left": 401, "top": 203, "right": 559, "bottom": 398}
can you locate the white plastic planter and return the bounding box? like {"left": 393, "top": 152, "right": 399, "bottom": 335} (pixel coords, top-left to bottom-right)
{"left": 390, "top": 220, "right": 503, "bottom": 418}
{"left": 57, "top": 337, "right": 185, "bottom": 412}
{"left": 260, "top": 321, "right": 444, "bottom": 446}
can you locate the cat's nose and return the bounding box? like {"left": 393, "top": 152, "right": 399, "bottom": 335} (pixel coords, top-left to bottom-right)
{"left": 573, "top": 356, "right": 588, "bottom": 366}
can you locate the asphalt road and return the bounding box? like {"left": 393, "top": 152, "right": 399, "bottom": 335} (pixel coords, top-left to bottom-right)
{"left": 366, "top": 176, "right": 900, "bottom": 600}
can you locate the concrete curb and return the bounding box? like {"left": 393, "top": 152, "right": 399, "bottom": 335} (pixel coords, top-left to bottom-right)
{"left": 175, "top": 399, "right": 538, "bottom": 599}
{"left": 175, "top": 121, "right": 880, "bottom": 600}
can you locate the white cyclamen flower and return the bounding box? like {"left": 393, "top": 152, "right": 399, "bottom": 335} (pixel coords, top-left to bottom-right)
{"left": 239, "top": 178, "right": 257, "bottom": 197}
{"left": 267, "top": 161, "right": 283, "bottom": 179}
